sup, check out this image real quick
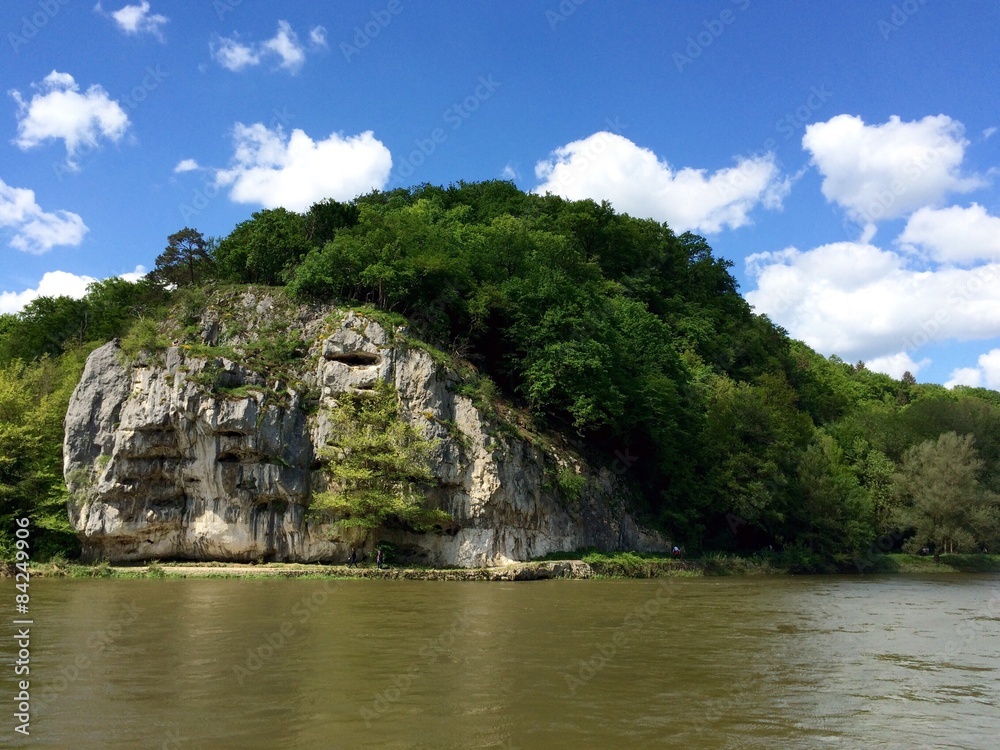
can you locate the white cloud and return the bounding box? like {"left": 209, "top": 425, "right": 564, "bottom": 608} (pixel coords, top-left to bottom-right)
{"left": 802, "top": 114, "right": 984, "bottom": 225}
{"left": 211, "top": 36, "right": 260, "bottom": 71}
{"left": 945, "top": 367, "right": 982, "bottom": 389}
{"left": 533, "top": 131, "right": 789, "bottom": 233}
{"left": 897, "top": 203, "right": 1000, "bottom": 266}
{"left": 983, "top": 127, "right": 997, "bottom": 141}
{"left": 746, "top": 240, "right": 1000, "bottom": 362}
{"left": 0, "top": 270, "right": 94, "bottom": 314}
{"left": 261, "top": 21, "right": 305, "bottom": 71}
{"left": 0, "top": 265, "right": 146, "bottom": 315}
{"left": 0, "top": 178, "right": 88, "bottom": 254}
{"left": 214, "top": 123, "right": 392, "bottom": 211}
{"left": 119, "top": 264, "right": 147, "bottom": 283}
{"left": 867, "top": 352, "right": 930, "bottom": 379}
{"left": 10, "top": 71, "right": 129, "bottom": 169}
{"left": 501, "top": 164, "right": 518, "bottom": 181}
{"left": 945, "top": 349, "right": 1000, "bottom": 390}
{"left": 211, "top": 20, "right": 321, "bottom": 73}
{"left": 173, "top": 158, "right": 200, "bottom": 173}
{"left": 97, "top": 2, "right": 168, "bottom": 40}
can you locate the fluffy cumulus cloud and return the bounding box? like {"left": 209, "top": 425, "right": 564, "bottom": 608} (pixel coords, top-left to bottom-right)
{"left": 0, "top": 270, "right": 93, "bottom": 314}
{"left": 0, "top": 178, "right": 88, "bottom": 254}
{"left": 533, "top": 132, "right": 789, "bottom": 233}
{"left": 214, "top": 123, "right": 392, "bottom": 211}
{"left": 745, "top": 240, "right": 1000, "bottom": 368}
{"left": 0, "top": 266, "right": 146, "bottom": 315}
{"left": 802, "top": 114, "right": 983, "bottom": 228}
{"left": 897, "top": 203, "right": 1000, "bottom": 266}
{"left": 946, "top": 349, "right": 1000, "bottom": 390}
{"left": 867, "top": 352, "right": 931, "bottom": 380}
{"left": 211, "top": 20, "right": 326, "bottom": 73}
{"left": 96, "top": 2, "right": 168, "bottom": 40}
{"left": 10, "top": 71, "right": 129, "bottom": 169}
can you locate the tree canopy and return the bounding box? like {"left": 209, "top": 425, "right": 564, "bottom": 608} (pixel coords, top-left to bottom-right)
{"left": 151, "top": 227, "right": 212, "bottom": 287}
{"left": 3, "top": 181, "right": 1000, "bottom": 565}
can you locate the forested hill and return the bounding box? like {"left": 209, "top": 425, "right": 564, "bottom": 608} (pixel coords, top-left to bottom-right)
{"left": 2, "top": 181, "right": 999, "bottom": 566}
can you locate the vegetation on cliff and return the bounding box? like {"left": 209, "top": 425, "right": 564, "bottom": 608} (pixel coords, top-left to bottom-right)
{"left": 307, "top": 380, "right": 452, "bottom": 543}
{"left": 2, "top": 181, "right": 999, "bottom": 565}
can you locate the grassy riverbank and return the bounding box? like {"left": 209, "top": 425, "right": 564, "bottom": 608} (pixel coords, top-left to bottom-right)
{"left": 6, "top": 552, "right": 1000, "bottom": 580}
{"left": 536, "top": 549, "right": 1000, "bottom": 577}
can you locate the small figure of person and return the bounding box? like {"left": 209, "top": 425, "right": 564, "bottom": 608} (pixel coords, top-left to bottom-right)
{"left": 376, "top": 548, "right": 384, "bottom": 570}
{"left": 672, "top": 545, "right": 680, "bottom": 559}
{"left": 347, "top": 547, "right": 357, "bottom": 568}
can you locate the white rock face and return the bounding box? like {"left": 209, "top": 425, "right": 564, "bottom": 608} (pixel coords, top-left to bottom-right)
{"left": 64, "top": 301, "right": 665, "bottom": 566}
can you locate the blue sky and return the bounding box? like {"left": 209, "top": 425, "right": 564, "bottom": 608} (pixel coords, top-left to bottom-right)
{"left": 2, "top": 1, "right": 999, "bottom": 387}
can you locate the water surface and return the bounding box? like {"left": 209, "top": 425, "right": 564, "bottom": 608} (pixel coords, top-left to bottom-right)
{"left": 1, "top": 574, "right": 998, "bottom": 748}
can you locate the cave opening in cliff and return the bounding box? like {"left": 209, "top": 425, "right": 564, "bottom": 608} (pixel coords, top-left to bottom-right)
{"left": 324, "top": 351, "right": 381, "bottom": 366}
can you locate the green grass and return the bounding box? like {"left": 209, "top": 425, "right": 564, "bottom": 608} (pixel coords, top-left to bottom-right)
{"left": 862, "top": 553, "right": 1000, "bottom": 574}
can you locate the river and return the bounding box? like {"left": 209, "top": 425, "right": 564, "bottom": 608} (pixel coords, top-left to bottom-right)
{"left": 1, "top": 574, "right": 998, "bottom": 748}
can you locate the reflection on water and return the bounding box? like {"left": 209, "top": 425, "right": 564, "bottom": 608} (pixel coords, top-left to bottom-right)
{"left": 1, "top": 574, "right": 998, "bottom": 749}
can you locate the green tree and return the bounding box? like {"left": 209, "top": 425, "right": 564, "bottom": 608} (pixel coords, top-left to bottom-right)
{"left": 152, "top": 227, "right": 211, "bottom": 286}
{"left": 700, "top": 373, "right": 815, "bottom": 547}
{"left": 0, "top": 352, "right": 88, "bottom": 560}
{"left": 790, "top": 433, "right": 874, "bottom": 559}
{"left": 848, "top": 439, "right": 896, "bottom": 533}
{"left": 0, "top": 296, "right": 89, "bottom": 364}
{"left": 308, "top": 382, "right": 451, "bottom": 552}
{"left": 892, "top": 432, "right": 999, "bottom": 561}
{"left": 213, "top": 209, "right": 311, "bottom": 285}
{"left": 304, "top": 198, "right": 359, "bottom": 246}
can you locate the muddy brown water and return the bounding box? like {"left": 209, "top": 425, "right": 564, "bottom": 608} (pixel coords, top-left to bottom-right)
{"left": 1, "top": 575, "right": 998, "bottom": 748}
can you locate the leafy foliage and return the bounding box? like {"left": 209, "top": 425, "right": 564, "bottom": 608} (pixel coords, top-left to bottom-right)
{"left": 0, "top": 353, "right": 89, "bottom": 559}
{"left": 151, "top": 227, "right": 212, "bottom": 287}
{"left": 892, "top": 432, "right": 1000, "bottom": 559}
{"left": 308, "top": 382, "right": 451, "bottom": 546}
{"left": 4, "top": 184, "right": 1000, "bottom": 564}
{"left": 213, "top": 208, "right": 312, "bottom": 286}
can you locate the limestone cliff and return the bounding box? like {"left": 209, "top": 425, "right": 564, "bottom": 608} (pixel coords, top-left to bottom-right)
{"left": 64, "top": 288, "right": 665, "bottom": 566}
